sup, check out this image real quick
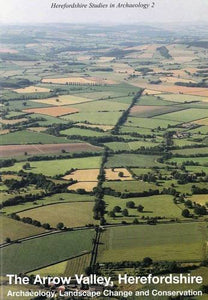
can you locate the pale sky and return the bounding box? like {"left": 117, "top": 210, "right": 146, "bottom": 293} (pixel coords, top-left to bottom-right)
{"left": 0, "top": 0, "right": 208, "bottom": 24}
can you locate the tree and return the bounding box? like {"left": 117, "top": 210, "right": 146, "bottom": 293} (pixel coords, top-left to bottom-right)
{"left": 56, "top": 222, "right": 64, "bottom": 230}
{"left": 142, "top": 257, "right": 153, "bottom": 267}
{"left": 113, "top": 206, "right": 121, "bottom": 213}
{"left": 108, "top": 211, "right": 116, "bottom": 218}
{"left": 5, "top": 237, "right": 11, "bottom": 243}
{"left": 126, "top": 201, "right": 135, "bottom": 209}
{"left": 118, "top": 171, "right": 124, "bottom": 177}
{"left": 133, "top": 218, "right": 139, "bottom": 224}
{"left": 182, "top": 209, "right": 190, "bottom": 218}
{"left": 85, "top": 266, "right": 93, "bottom": 276}
{"left": 201, "top": 285, "right": 208, "bottom": 294}
{"left": 194, "top": 205, "right": 207, "bottom": 216}
{"left": 185, "top": 200, "right": 192, "bottom": 208}
{"left": 22, "top": 162, "right": 30, "bottom": 170}
{"left": 137, "top": 205, "right": 144, "bottom": 212}
{"left": 122, "top": 209, "right": 129, "bottom": 216}
{"left": 42, "top": 223, "right": 50, "bottom": 230}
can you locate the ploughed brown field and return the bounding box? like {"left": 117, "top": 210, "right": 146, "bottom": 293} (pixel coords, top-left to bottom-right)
{"left": 22, "top": 106, "right": 79, "bottom": 117}
{"left": 0, "top": 143, "right": 102, "bottom": 157}
{"left": 133, "top": 83, "right": 208, "bottom": 96}
{"left": 130, "top": 105, "right": 165, "bottom": 115}
{"left": 0, "top": 118, "right": 28, "bottom": 125}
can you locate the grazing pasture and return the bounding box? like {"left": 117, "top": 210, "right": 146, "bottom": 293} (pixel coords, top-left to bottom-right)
{"left": 60, "top": 127, "right": 106, "bottom": 137}
{"left": 104, "top": 194, "right": 183, "bottom": 221}
{"left": 30, "top": 253, "right": 91, "bottom": 276}
{"left": 130, "top": 105, "right": 184, "bottom": 118}
{"left": 160, "top": 93, "right": 208, "bottom": 103}
{"left": 0, "top": 216, "right": 45, "bottom": 244}
{"left": 138, "top": 95, "right": 173, "bottom": 106}
{"left": 172, "top": 147, "right": 208, "bottom": 156}
{"left": 18, "top": 202, "right": 96, "bottom": 228}
{"left": 62, "top": 111, "right": 123, "bottom": 125}
{"left": 106, "top": 154, "right": 161, "bottom": 168}
{"left": 0, "top": 230, "right": 94, "bottom": 274}
{"left": 71, "top": 99, "right": 128, "bottom": 112}
{"left": 103, "top": 180, "right": 158, "bottom": 193}
{"left": 1, "top": 156, "right": 102, "bottom": 176}
{"left": 126, "top": 116, "right": 179, "bottom": 128}
{"left": 97, "top": 223, "right": 207, "bottom": 262}
{"left": 154, "top": 108, "right": 208, "bottom": 122}
{"left": 168, "top": 156, "right": 208, "bottom": 166}
{"left": 2, "top": 193, "right": 94, "bottom": 215}
{"left": 0, "top": 130, "right": 69, "bottom": 146}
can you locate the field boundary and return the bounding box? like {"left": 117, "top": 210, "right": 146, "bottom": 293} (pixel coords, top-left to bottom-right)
{"left": 26, "top": 251, "right": 92, "bottom": 275}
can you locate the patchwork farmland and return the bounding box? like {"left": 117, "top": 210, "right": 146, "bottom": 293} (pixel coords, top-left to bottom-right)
{"left": 0, "top": 23, "right": 208, "bottom": 298}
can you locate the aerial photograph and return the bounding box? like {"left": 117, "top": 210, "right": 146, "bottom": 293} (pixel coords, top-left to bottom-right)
{"left": 0, "top": 0, "right": 208, "bottom": 299}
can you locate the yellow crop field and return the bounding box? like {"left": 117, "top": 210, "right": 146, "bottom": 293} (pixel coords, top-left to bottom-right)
{"left": 76, "top": 123, "right": 114, "bottom": 131}
{"left": 63, "top": 169, "right": 100, "bottom": 182}
{"left": 193, "top": 118, "right": 208, "bottom": 126}
{"left": 42, "top": 76, "right": 116, "bottom": 85}
{"left": 105, "top": 168, "right": 133, "bottom": 181}
{"left": 0, "top": 118, "right": 27, "bottom": 125}
{"left": 31, "top": 95, "right": 90, "bottom": 106}
{"left": 27, "top": 127, "right": 47, "bottom": 132}
{"left": 67, "top": 181, "right": 97, "bottom": 192}
{"left": 14, "top": 86, "right": 50, "bottom": 93}
{"left": 134, "top": 83, "right": 208, "bottom": 96}
{"left": 160, "top": 76, "right": 196, "bottom": 84}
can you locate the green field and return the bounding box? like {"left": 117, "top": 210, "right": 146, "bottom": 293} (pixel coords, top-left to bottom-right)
{"left": 2, "top": 193, "right": 94, "bottom": 214}
{"left": 62, "top": 111, "right": 123, "bottom": 125}
{"left": 105, "top": 140, "right": 158, "bottom": 151}
{"left": 189, "top": 125, "right": 208, "bottom": 135}
{"left": 173, "top": 138, "right": 201, "bottom": 147}
{"left": 130, "top": 167, "right": 155, "bottom": 176}
{"left": 169, "top": 156, "right": 208, "bottom": 166}
{"left": 97, "top": 223, "right": 207, "bottom": 262}
{"left": 0, "top": 216, "right": 46, "bottom": 244}
{"left": 60, "top": 127, "right": 106, "bottom": 137}
{"left": 0, "top": 130, "right": 69, "bottom": 145}
{"left": 154, "top": 108, "right": 208, "bottom": 122}
{"left": 18, "top": 202, "right": 96, "bottom": 228}
{"left": 126, "top": 117, "right": 179, "bottom": 129}
{"left": 137, "top": 95, "right": 174, "bottom": 106}
{"left": 172, "top": 146, "right": 208, "bottom": 155}
{"left": 30, "top": 253, "right": 91, "bottom": 277}
{"left": 120, "top": 126, "right": 153, "bottom": 135}
{"left": 104, "top": 194, "right": 184, "bottom": 222}
{"left": 160, "top": 93, "right": 208, "bottom": 103}
{"left": 103, "top": 180, "right": 159, "bottom": 193}
{"left": 0, "top": 229, "right": 94, "bottom": 274}
{"left": 71, "top": 99, "right": 129, "bottom": 112}
{"left": 106, "top": 154, "right": 161, "bottom": 168}
{"left": 1, "top": 156, "right": 102, "bottom": 176}
{"left": 30, "top": 113, "right": 68, "bottom": 125}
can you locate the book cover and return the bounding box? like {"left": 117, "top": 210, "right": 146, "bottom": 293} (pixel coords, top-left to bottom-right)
{"left": 0, "top": 1, "right": 208, "bottom": 299}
